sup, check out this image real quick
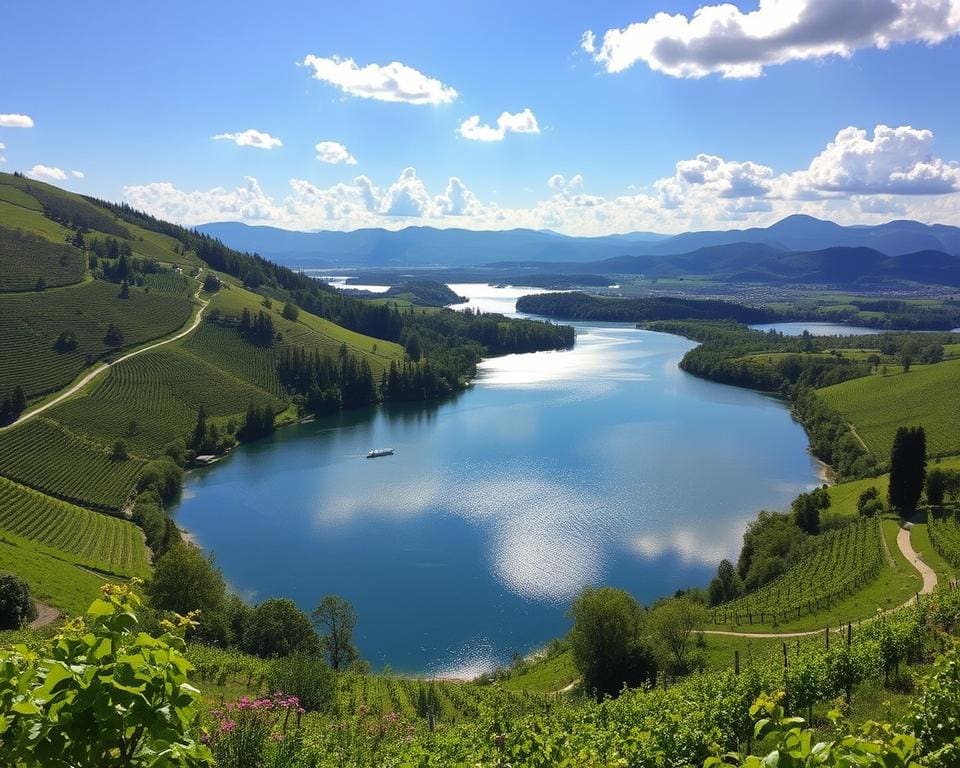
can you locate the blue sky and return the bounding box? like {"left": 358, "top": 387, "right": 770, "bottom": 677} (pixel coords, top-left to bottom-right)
{"left": 3, "top": 0, "right": 960, "bottom": 234}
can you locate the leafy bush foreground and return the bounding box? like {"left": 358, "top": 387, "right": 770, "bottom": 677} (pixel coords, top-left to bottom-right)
{"left": 3, "top": 586, "right": 960, "bottom": 766}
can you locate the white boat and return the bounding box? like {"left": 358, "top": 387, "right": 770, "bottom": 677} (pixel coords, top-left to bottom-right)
{"left": 366, "top": 448, "right": 395, "bottom": 458}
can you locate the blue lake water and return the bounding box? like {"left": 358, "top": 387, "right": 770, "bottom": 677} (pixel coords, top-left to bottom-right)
{"left": 750, "top": 322, "right": 883, "bottom": 336}
{"left": 175, "top": 285, "right": 822, "bottom": 676}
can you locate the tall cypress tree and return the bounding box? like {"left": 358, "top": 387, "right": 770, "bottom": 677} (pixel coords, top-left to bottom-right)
{"left": 888, "top": 426, "right": 926, "bottom": 512}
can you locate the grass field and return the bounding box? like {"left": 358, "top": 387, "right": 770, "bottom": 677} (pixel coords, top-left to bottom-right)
{"left": 0, "top": 279, "right": 195, "bottom": 400}
{"left": 0, "top": 530, "right": 114, "bottom": 616}
{"left": 207, "top": 282, "right": 405, "bottom": 375}
{"left": 0, "top": 199, "right": 73, "bottom": 242}
{"left": 0, "top": 476, "right": 148, "bottom": 576}
{"left": 820, "top": 358, "right": 960, "bottom": 461}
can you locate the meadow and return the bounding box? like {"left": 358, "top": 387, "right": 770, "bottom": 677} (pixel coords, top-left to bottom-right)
{"left": 0, "top": 224, "right": 85, "bottom": 291}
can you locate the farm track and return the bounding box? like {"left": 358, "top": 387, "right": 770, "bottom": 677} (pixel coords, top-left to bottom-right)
{"left": 702, "top": 522, "right": 937, "bottom": 639}
{"left": 1, "top": 278, "right": 207, "bottom": 432}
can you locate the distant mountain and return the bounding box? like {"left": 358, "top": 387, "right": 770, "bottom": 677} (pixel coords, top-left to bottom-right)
{"left": 647, "top": 214, "right": 960, "bottom": 257}
{"left": 197, "top": 215, "right": 960, "bottom": 271}
{"left": 196, "top": 223, "right": 660, "bottom": 267}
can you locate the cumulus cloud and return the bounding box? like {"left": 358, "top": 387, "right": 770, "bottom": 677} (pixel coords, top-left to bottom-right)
{"left": 458, "top": 108, "right": 540, "bottom": 142}
{"left": 0, "top": 113, "right": 34, "bottom": 128}
{"left": 71, "top": 170, "right": 84, "bottom": 179}
{"left": 315, "top": 140, "right": 357, "bottom": 165}
{"left": 586, "top": 0, "right": 960, "bottom": 78}
{"left": 28, "top": 164, "right": 67, "bottom": 181}
{"left": 301, "top": 54, "right": 457, "bottom": 104}
{"left": 121, "top": 123, "right": 960, "bottom": 234}
{"left": 212, "top": 129, "right": 283, "bottom": 149}
{"left": 547, "top": 173, "right": 584, "bottom": 192}
{"left": 124, "top": 176, "right": 283, "bottom": 225}
{"left": 784, "top": 124, "right": 960, "bottom": 196}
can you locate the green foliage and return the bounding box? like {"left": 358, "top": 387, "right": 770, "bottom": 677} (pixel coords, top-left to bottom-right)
{"left": 710, "top": 692, "right": 922, "bottom": 768}
{"left": 136, "top": 456, "right": 183, "bottom": 503}
{"left": 147, "top": 544, "right": 226, "bottom": 638}
{"left": 242, "top": 598, "right": 319, "bottom": 659}
{"left": 281, "top": 300, "right": 298, "bottom": 321}
{"left": 0, "top": 572, "right": 35, "bottom": 630}
{"left": 889, "top": 426, "right": 927, "bottom": 512}
{"left": 910, "top": 640, "right": 960, "bottom": 763}
{"left": 568, "top": 586, "right": 657, "bottom": 698}
{"left": 201, "top": 274, "right": 220, "bottom": 293}
{"left": 792, "top": 486, "right": 831, "bottom": 534}
{"left": 0, "top": 583, "right": 212, "bottom": 766}
{"left": 268, "top": 654, "right": 335, "bottom": 712}
{"left": 927, "top": 511, "right": 960, "bottom": 571}
{"left": 858, "top": 486, "right": 884, "bottom": 517}
{"left": 647, "top": 597, "right": 709, "bottom": 673}
{"left": 926, "top": 467, "right": 954, "bottom": 506}
{"left": 0, "top": 225, "right": 84, "bottom": 292}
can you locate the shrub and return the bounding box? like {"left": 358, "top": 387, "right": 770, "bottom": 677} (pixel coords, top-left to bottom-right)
{"left": 242, "top": 598, "right": 319, "bottom": 659}
{"left": 0, "top": 573, "right": 36, "bottom": 630}
{"left": 268, "top": 654, "right": 335, "bottom": 712}
{"left": 206, "top": 693, "right": 304, "bottom": 768}
{"left": 281, "top": 301, "right": 299, "bottom": 321}
{"left": 202, "top": 274, "right": 221, "bottom": 292}
{"left": 137, "top": 456, "right": 183, "bottom": 502}
{"left": 0, "top": 584, "right": 212, "bottom": 766}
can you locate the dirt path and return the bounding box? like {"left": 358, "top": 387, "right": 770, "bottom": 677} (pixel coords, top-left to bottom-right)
{"left": 701, "top": 522, "right": 936, "bottom": 639}
{"left": 29, "top": 601, "right": 59, "bottom": 629}
{"left": 898, "top": 524, "right": 937, "bottom": 595}
{"left": 1, "top": 279, "right": 207, "bottom": 432}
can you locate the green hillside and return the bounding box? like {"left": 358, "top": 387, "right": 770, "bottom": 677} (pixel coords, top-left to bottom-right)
{"left": 820, "top": 358, "right": 960, "bottom": 460}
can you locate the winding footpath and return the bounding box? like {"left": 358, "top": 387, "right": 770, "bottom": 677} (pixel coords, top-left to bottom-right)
{"left": 701, "top": 522, "right": 938, "bottom": 640}
{"left": 0, "top": 279, "right": 207, "bottom": 433}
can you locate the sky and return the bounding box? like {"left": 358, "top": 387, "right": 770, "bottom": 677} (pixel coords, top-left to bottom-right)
{"left": 3, "top": 0, "right": 960, "bottom": 235}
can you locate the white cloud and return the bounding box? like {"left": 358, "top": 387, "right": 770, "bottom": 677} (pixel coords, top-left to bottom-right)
{"left": 121, "top": 123, "right": 960, "bottom": 234}
{"left": 383, "top": 167, "right": 433, "bottom": 216}
{"left": 0, "top": 114, "right": 34, "bottom": 128}
{"left": 0, "top": 142, "right": 5, "bottom": 163}
{"left": 71, "top": 170, "right": 84, "bottom": 179}
{"left": 124, "top": 176, "right": 283, "bottom": 224}
{"left": 315, "top": 140, "right": 357, "bottom": 165}
{"left": 458, "top": 108, "right": 540, "bottom": 142}
{"left": 547, "top": 173, "right": 584, "bottom": 192}
{"left": 587, "top": 0, "right": 960, "bottom": 78}
{"left": 28, "top": 164, "right": 67, "bottom": 181}
{"left": 783, "top": 124, "right": 960, "bottom": 197}
{"left": 212, "top": 128, "right": 283, "bottom": 149}
{"left": 301, "top": 54, "right": 457, "bottom": 105}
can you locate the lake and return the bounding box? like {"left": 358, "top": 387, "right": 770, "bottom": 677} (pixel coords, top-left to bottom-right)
{"left": 175, "top": 285, "right": 822, "bottom": 676}
{"left": 750, "top": 322, "right": 883, "bottom": 336}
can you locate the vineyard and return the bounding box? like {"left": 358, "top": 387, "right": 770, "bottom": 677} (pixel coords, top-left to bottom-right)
{"left": 0, "top": 476, "right": 149, "bottom": 577}
{"left": 49, "top": 345, "right": 286, "bottom": 456}
{"left": 0, "top": 225, "right": 85, "bottom": 291}
{"left": 182, "top": 320, "right": 284, "bottom": 397}
{"left": 711, "top": 517, "right": 884, "bottom": 625}
{"left": 0, "top": 419, "right": 144, "bottom": 510}
{"left": 0, "top": 279, "right": 194, "bottom": 400}
{"left": 142, "top": 271, "right": 192, "bottom": 296}
{"left": 927, "top": 510, "right": 960, "bottom": 571}
{"left": 820, "top": 358, "right": 960, "bottom": 460}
